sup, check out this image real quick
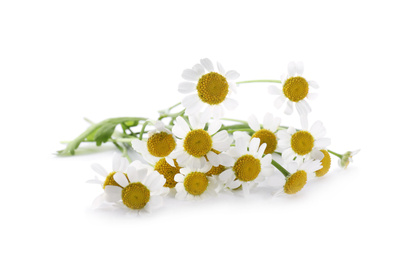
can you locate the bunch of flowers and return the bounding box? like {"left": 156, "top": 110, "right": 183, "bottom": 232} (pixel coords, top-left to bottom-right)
{"left": 59, "top": 58, "right": 359, "bottom": 215}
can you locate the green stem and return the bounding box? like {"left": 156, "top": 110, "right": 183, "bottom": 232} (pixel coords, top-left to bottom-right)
{"left": 168, "top": 102, "right": 181, "bottom": 111}
{"left": 112, "top": 141, "right": 132, "bottom": 163}
{"left": 139, "top": 120, "right": 151, "bottom": 140}
{"left": 271, "top": 160, "right": 291, "bottom": 178}
{"left": 226, "top": 128, "right": 254, "bottom": 134}
{"left": 221, "top": 118, "right": 248, "bottom": 124}
{"left": 328, "top": 150, "right": 342, "bottom": 159}
{"left": 237, "top": 79, "right": 281, "bottom": 84}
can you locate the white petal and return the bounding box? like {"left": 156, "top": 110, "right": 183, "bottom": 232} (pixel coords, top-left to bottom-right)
{"left": 249, "top": 138, "right": 261, "bottom": 155}
{"left": 192, "top": 63, "right": 205, "bottom": 76}
{"left": 200, "top": 58, "right": 214, "bottom": 72}
{"left": 217, "top": 62, "right": 225, "bottom": 75}
{"left": 147, "top": 195, "right": 163, "bottom": 210}
{"left": 175, "top": 116, "right": 191, "bottom": 133}
{"left": 113, "top": 172, "right": 129, "bottom": 187}
{"left": 128, "top": 166, "right": 148, "bottom": 183}
{"left": 186, "top": 100, "right": 204, "bottom": 115}
{"left": 207, "top": 151, "right": 220, "bottom": 166}
{"left": 208, "top": 120, "right": 222, "bottom": 135}
{"left": 310, "top": 149, "right": 324, "bottom": 161}
{"left": 219, "top": 169, "right": 234, "bottom": 182}
{"left": 212, "top": 105, "right": 224, "bottom": 119}
{"left": 308, "top": 80, "right": 319, "bottom": 89}
{"left": 284, "top": 101, "right": 294, "bottom": 115}
{"left": 182, "top": 94, "right": 200, "bottom": 111}
{"left": 178, "top": 81, "right": 197, "bottom": 94}
{"left": 225, "top": 70, "right": 240, "bottom": 80}
{"left": 307, "top": 93, "right": 318, "bottom": 100}
{"left": 257, "top": 143, "right": 267, "bottom": 157}
{"left": 172, "top": 124, "right": 188, "bottom": 139}
{"left": 182, "top": 69, "right": 200, "bottom": 81}
{"left": 165, "top": 157, "right": 175, "bottom": 167}
{"left": 248, "top": 114, "right": 260, "bottom": 131}
{"left": 174, "top": 173, "right": 185, "bottom": 183}
{"left": 262, "top": 112, "right": 274, "bottom": 130}
{"left": 314, "top": 138, "right": 331, "bottom": 148}
{"left": 274, "top": 95, "right": 286, "bottom": 109}
{"left": 295, "top": 61, "right": 304, "bottom": 75}
{"left": 218, "top": 153, "right": 235, "bottom": 167}
{"left": 112, "top": 153, "right": 122, "bottom": 172}
{"left": 104, "top": 186, "right": 122, "bottom": 202}
{"left": 287, "top": 62, "right": 296, "bottom": 77}
{"left": 268, "top": 85, "right": 282, "bottom": 95}
{"left": 223, "top": 98, "right": 238, "bottom": 111}
{"left": 91, "top": 163, "right": 108, "bottom": 177}
{"left": 300, "top": 114, "right": 308, "bottom": 130}
{"left": 309, "top": 121, "right": 326, "bottom": 137}
{"left": 189, "top": 114, "right": 205, "bottom": 130}
{"left": 286, "top": 162, "right": 299, "bottom": 173}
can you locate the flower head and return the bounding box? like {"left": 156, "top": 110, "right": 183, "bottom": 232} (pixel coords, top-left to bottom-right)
{"left": 269, "top": 61, "right": 319, "bottom": 128}
{"left": 179, "top": 58, "right": 239, "bottom": 121}
{"left": 174, "top": 163, "right": 218, "bottom": 200}
{"left": 170, "top": 115, "right": 233, "bottom": 169}
{"left": 219, "top": 135, "right": 274, "bottom": 195}
{"left": 88, "top": 153, "right": 129, "bottom": 189}
{"left": 104, "top": 161, "right": 167, "bottom": 214}
{"left": 283, "top": 159, "right": 322, "bottom": 194}
{"left": 247, "top": 112, "right": 281, "bottom": 155}
{"left": 339, "top": 149, "right": 360, "bottom": 169}
{"left": 278, "top": 120, "right": 330, "bottom": 163}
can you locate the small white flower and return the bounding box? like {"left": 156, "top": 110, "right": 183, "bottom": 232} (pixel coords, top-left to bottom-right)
{"left": 278, "top": 158, "right": 323, "bottom": 195}
{"left": 174, "top": 163, "right": 218, "bottom": 200}
{"left": 269, "top": 61, "right": 318, "bottom": 128}
{"left": 170, "top": 115, "right": 233, "bottom": 168}
{"left": 278, "top": 120, "right": 331, "bottom": 163}
{"left": 219, "top": 136, "right": 274, "bottom": 196}
{"left": 179, "top": 58, "right": 239, "bottom": 121}
{"left": 104, "top": 161, "right": 167, "bottom": 214}
{"left": 338, "top": 149, "right": 361, "bottom": 169}
{"left": 132, "top": 120, "right": 176, "bottom": 167}
{"left": 247, "top": 112, "right": 281, "bottom": 155}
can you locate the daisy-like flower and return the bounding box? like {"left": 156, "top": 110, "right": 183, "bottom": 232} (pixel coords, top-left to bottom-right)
{"left": 170, "top": 115, "right": 233, "bottom": 169}
{"left": 278, "top": 159, "right": 323, "bottom": 195}
{"left": 88, "top": 153, "right": 129, "bottom": 189}
{"left": 247, "top": 112, "right": 281, "bottom": 155}
{"left": 132, "top": 121, "right": 180, "bottom": 188}
{"left": 104, "top": 161, "right": 167, "bottom": 214}
{"left": 174, "top": 163, "right": 218, "bottom": 200}
{"left": 269, "top": 61, "right": 319, "bottom": 128}
{"left": 315, "top": 149, "right": 331, "bottom": 177}
{"left": 219, "top": 136, "right": 274, "bottom": 195}
{"left": 132, "top": 120, "right": 176, "bottom": 165}
{"left": 278, "top": 120, "right": 331, "bottom": 163}
{"left": 179, "top": 58, "right": 239, "bottom": 121}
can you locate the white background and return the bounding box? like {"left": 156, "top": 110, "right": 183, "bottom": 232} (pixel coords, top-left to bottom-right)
{"left": 1, "top": 0, "right": 407, "bottom": 259}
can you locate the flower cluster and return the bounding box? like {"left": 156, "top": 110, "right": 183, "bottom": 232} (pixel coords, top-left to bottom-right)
{"left": 61, "top": 58, "right": 359, "bottom": 215}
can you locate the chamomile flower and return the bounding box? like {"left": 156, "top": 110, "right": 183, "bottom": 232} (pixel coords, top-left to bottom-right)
{"left": 88, "top": 153, "right": 129, "bottom": 189}
{"left": 174, "top": 163, "right": 218, "bottom": 200}
{"left": 315, "top": 149, "right": 331, "bottom": 177}
{"left": 219, "top": 136, "right": 274, "bottom": 195}
{"left": 132, "top": 121, "right": 180, "bottom": 188}
{"left": 132, "top": 120, "right": 176, "bottom": 165}
{"left": 338, "top": 149, "right": 360, "bottom": 169}
{"left": 247, "top": 112, "right": 281, "bottom": 155}
{"left": 278, "top": 120, "right": 331, "bottom": 163}
{"left": 269, "top": 61, "right": 319, "bottom": 128}
{"left": 104, "top": 161, "right": 167, "bottom": 214}
{"left": 280, "top": 159, "right": 323, "bottom": 194}
{"left": 170, "top": 115, "right": 233, "bottom": 168}
{"left": 179, "top": 58, "right": 239, "bottom": 121}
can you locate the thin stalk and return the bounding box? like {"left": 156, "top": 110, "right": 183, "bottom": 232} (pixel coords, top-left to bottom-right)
{"left": 271, "top": 160, "right": 291, "bottom": 178}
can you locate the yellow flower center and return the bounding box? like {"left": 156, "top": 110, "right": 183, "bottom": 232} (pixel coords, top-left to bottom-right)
{"left": 154, "top": 158, "right": 181, "bottom": 188}
{"left": 206, "top": 165, "right": 226, "bottom": 176}
{"left": 252, "top": 129, "right": 278, "bottom": 154}
{"left": 197, "top": 72, "right": 229, "bottom": 105}
{"left": 147, "top": 132, "right": 176, "bottom": 157}
{"left": 184, "top": 172, "right": 209, "bottom": 196}
{"left": 283, "top": 76, "right": 309, "bottom": 102}
{"left": 121, "top": 182, "right": 150, "bottom": 210}
{"left": 233, "top": 154, "right": 261, "bottom": 182}
{"left": 291, "top": 130, "right": 314, "bottom": 155}
{"left": 315, "top": 150, "right": 331, "bottom": 177}
{"left": 103, "top": 172, "right": 129, "bottom": 189}
{"left": 183, "top": 129, "right": 212, "bottom": 157}
{"left": 284, "top": 170, "right": 307, "bottom": 194}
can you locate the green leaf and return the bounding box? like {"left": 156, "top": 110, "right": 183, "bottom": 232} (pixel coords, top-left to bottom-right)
{"left": 94, "top": 123, "right": 117, "bottom": 146}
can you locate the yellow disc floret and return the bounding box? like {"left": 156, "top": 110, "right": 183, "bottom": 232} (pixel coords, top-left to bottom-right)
{"left": 233, "top": 154, "right": 261, "bottom": 182}
{"left": 147, "top": 132, "right": 176, "bottom": 157}
{"left": 284, "top": 170, "right": 307, "bottom": 194}
{"left": 121, "top": 182, "right": 150, "bottom": 210}
{"left": 252, "top": 129, "right": 278, "bottom": 154}
{"left": 283, "top": 76, "right": 309, "bottom": 102}
{"left": 206, "top": 165, "right": 226, "bottom": 176}
{"left": 183, "top": 172, "right": 209, "bottom": 196}
{"left": 315, "top": 150, "right": 331, "bottom": 177}
{"left": 197, "top": 72, "right": 229, "bottom": 105}
{"left": 183, "top": 129, "right": 212, "bottom": 157}
{"left": 154, "top": 158, "right": 181, "bottom": 188}
{"left": 291, "top": 130, "right": 314, "bottom": 155}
